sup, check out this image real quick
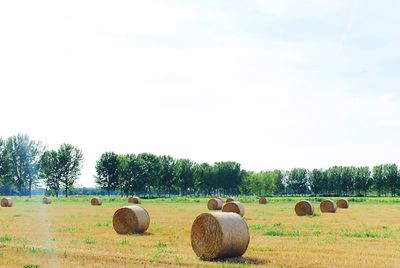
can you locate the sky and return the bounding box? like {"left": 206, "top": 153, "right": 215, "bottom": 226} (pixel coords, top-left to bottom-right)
{"left": 1, "top": 0, "right": 400, "bottom": 187}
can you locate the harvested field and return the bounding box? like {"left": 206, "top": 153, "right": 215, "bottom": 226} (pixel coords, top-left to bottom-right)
{"left": 1, "top": 197, "right": 400, "bottom": 267}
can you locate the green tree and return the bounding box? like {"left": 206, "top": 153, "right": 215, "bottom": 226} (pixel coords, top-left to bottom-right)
{"left": 274, "top": 170, "right": 286, "bottom": 195}
{"left": 353, "top": 166, "right": 371, "bottom": 196}
{"left": 0, "top": 138, "right": 14, "bottom": 194}
{"left": 57, "top": 144, "right": 83, "bottom": 197}
{"left": 6, "top": 134, "right": 42, "bottom": 197}
{"left": 158, "top": 155, "right": 175, "bottom": 196}
{"left": 372, "top": 165, "right": 385, "bottom": 196}
{"left": 213, "top": 161, "right": 242, "bottom": 195}
{"left": 309, "top": 169, "right": 326, "bottom": 195}
{"left": 119, "top": 154, "right": 145, "bottom": 196}
{"left": 95, "top": 152, "right": 120, "bottom": 196}
{"left": 384, "top": 164, "right": 399, "bottom": 196}
{"left": 287, "top": 168, "right": 309, "bottom": 195}
{"left": 39, "top": 150, "right": 62, "bottom": 197}
{"left": 174, "top": 159, "right": 195, "bottom": 195}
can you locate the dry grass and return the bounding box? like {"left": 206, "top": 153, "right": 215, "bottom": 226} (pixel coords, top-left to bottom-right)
{"left": 1, "top": 197, "right": 400, "bottom": 267}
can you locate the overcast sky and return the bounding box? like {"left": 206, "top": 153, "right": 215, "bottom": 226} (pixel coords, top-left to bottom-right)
{"left": 1, "top": 1, "right": 400, "bottom": 187}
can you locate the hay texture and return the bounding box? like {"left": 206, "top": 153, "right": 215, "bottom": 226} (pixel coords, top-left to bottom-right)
{"left": 91, "top": 197, "right": 102, "bottom": 206}
{"left": 113, "top": 205, "right": 150, "bottom": 234}
{"left": 320, "top": 199, "right": 337, "bottom": 213}
{"left": 42, "top": 197, "right": 52, "bottom": 204}
{"left": 1, "top": 197, "right": 12, "bottom": 207}
{"left": 259, "top": 197, "right": 268, "bottom": 204}
{"left": 336, "top": 198, "right": 349, "bottom": 209}
{"left": 222, "top": 201, "right": 245, "bottom": 217}
{"left": 226, "top": 197, "right": 235, "bottom": 203}
{"left": 191, "top": 212, "right": 249, "bottom": 261}
{"left": 294, "top": 200, "right": 314, "bottom": 216}
{"left": 128, "top": 196, "right": 141, "bottom": 204}
{"left": 207, "top": 198, "right": 223, "bottom": 210}
{"left": 215, "top": 197, "right": 224, "bottom": 203}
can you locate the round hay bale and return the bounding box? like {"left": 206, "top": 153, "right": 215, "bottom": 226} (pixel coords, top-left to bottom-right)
{"left": 207, "top": 198, "right": 223, "bottom": 210}
{"left": 128, "top": 196, "right": 141, "bottom": 204}
{"left": 222, "top": 201, "right": 245, "bottom": 217}
{"left": 191, "top": 212, "right": 249, "bottom": 261}
{"left": 259, "top": 197, "right": 268, "bottom": 204}
{"left": 226, "top": 197, "right": 235, "bottom": 203}
{"left": 336, "top": 198, "right": 349, "bottom": 209}
{"left": 294, "top": 200, "right": 314, "bottom": 216}
{"left": 91, "top": 197, "right": 102, "bottom": 206}
{"left": 320, "top": 199, "right": 337, "bottom": 213}
{"left": 42, "top": 197, "right": 52, "bottom": 204}
{"left": 1, "top": 197, "right": 13, "bottom": 207}
{"left": 113, "top": 205, "right": 150, "bottom": 234}
{"left": 215, "top": 197, "right": 224, "bottom": 203}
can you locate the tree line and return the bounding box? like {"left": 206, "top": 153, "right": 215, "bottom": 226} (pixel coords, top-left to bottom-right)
{"left": 0, "top": 134, "right": 82, "bottom": 197}
{"left": 1, "top": 134, "right": 400, "bottom": 197}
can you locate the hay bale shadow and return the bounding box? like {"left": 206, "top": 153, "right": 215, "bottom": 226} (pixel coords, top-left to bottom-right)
{"left": 214, "top": 256, "right": 268, "bottom": 265}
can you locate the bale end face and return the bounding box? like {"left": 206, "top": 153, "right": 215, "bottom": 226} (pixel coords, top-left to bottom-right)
{"left": 295, "top": 200, "right": 314, "bottom": 216}
{"left": 128, "top": 196, "right": 141, "bottom": 204}
{"left": 336, "top": 199, "right": 349, "bottom": 209}
{"left": 222, "top": 201, "right": 245, "bottom": 217}
{"left": 91, "top": 197, "right": 102, "bottom": 206}
{"left": 113, "top": 205, "right": 150, "bottom": 234}
{"left": 207, "top": 198, "right": 223, "bottom": 210}
{"left": 191, "top": 212, "right": 249, "bottom": 261}
{"left": 1, "top": 197, "right": 13, "bottom": 207}
{"left": 259, "top": 197, "right": 268, "bottom": 204}
{"left": 320, "top": 199, "right": 337, "bottom": 213}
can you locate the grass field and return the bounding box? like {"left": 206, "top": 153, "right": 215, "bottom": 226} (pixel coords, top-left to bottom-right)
{"left": 1, "top": 197, "right": 400, "bottom": 267}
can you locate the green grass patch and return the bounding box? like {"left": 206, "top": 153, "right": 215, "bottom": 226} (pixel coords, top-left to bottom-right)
{"left": 263, "top": 230, "right": 301, "bottom": 237}
{"left": 0, "top": 234, "right": 12, "bottom": 243}
{"left": 84, "top": 238, "right": 96, "bottom": 244}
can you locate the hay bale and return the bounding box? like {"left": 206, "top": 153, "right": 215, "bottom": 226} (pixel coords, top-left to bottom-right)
{"left": 259, "top": 197, "right": 268, "bottom": 204}
{"left": 191, "top": 212, "right": 249, "bottom": 260}
{"left": 222, "top": 201, "right": 245, "bottom": 217}
{"left": 215, "top": 197, "right": 224, "bottom": 203}
{"left": 113, "top": 205, "right": 150, "bottom": 234}
{"left": 320, "top": 199, "right": 337, "bottom": 213}
{"left": 336, "top": 198, "right": 349, "bottom": 209}
{"left": 42, "top": 197, "right": 52, "bottom": 204}
{"left": 207, "top": 198, "right": 223, "bottom": 210}
{"left": 91, "top": 197, "right": 102, "bottom": 206}
{"left": 1, "top": 197, "right": 12, "bottom": 207}
{"left": 226, "top": 197, "right": 235, "bottom": 203}
{"left": 294, "top": 200, "right": 314, "bottom": 216}
{"left": 128, "top": 196, "right": 141, "bottom": 204}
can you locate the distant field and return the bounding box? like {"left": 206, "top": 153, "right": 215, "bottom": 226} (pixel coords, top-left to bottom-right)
{"left": 1, "top": 196, "right": 400, "bottom": 267}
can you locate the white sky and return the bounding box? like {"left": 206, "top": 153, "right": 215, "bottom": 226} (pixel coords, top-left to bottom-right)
{"left": 1, "top": 0, "right": 400, "bottom": 187}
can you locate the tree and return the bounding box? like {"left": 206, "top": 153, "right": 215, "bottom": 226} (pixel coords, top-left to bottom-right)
{"left": 119, "top": 154, "right": 145, "bottom": 196}
{"left": 6, "top": 134, "right": 42, "bottom": 197}
{"left": 158, "top": 155, "right": 175, "bottom": 196}
{"left": 95, "top": 152, "right": 120, "bottom": 196}
{"left": 57, "top": 144, "right": 83, "bottom": 197}
{"left": 309, "top": 169, "right": 326, "bottom": 195}
{"left": 137, "top": 153, "right": 161, "bottom": 195}
{"left": 354, "top": 166, "right": 371, "bottom": 196}
{"left": 372, "top": 165, "right": 385, "bottom": 196}
{"left": 39, "top": 150, "right": 62, "bottom": 197}
{"left": 174, "top": 159, "right": 195, "bottom": 195}
{"left": 287, "top": 168, "right": 309, "bottom": 195}
{"left": 274, "top": 170, "right": 286, "bottom": 195}
{"left": 384, "top": 164, "right": 399, "bottom": 196}
{"left": 214, "top": 161, "right": 242, "bottom": 195}
{"left": 0, "top": 138, "right": 14, "bottom": 195}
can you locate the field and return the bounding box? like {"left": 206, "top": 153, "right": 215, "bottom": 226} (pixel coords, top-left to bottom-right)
{"left": 1, "top": 197, "right": 400, "bottom": 268}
